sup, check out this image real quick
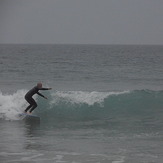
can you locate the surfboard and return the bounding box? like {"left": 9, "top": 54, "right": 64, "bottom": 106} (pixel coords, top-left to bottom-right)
{"left": 18, "top": 113, "right": 40, "bottom": 121}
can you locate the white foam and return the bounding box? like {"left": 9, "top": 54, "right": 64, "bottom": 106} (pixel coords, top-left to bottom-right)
{"left": 112, "top": 156, "right": 125, "bottom": 163}
{"left": 0, "top": 90, "right": 27, "bottom": 120}
{"left": 51, "top": 91, "right": 129, "bottom": 106}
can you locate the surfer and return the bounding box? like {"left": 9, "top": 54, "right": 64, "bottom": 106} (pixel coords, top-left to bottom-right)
{"left": 24, "top": 83, "right": 52, "bottom": 114}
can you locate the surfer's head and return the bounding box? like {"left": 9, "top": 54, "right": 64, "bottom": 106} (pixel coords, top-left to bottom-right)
{"left": 37, "top": 82, "right": 42, "bottom": 88}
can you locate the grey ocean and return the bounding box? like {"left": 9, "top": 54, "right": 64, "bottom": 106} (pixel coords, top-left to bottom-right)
{"left": 0, "top": 44, "right": 163, "bottom": 163}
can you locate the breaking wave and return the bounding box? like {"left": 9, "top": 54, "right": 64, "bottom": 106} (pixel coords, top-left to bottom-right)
{"left": 1, "top": 89, "right": 163, "bottom": 123}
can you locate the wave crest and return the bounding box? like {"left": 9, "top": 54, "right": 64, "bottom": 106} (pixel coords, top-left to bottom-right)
{"left": 1, "top": 89, "right": 163, "bottom": 121}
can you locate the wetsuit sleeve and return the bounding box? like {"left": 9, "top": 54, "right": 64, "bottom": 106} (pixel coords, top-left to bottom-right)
{"left": 37, "top": 92, "right": 45, "bottom": 98}
{"left": 40, "top": 88, "right": 49, "bottom": 90}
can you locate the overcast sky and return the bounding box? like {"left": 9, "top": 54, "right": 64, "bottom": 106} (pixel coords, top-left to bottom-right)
{"left": 0, "top": 0, "right": 163, "bottom": 44}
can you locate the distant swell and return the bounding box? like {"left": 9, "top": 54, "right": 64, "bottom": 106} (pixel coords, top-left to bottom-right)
{"left": 0, "top": 89, "right": 163, "bottom": 121}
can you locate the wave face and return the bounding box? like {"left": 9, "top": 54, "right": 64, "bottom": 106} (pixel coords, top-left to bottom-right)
{"left": 1, "top": 89, "right": 163, "bottom": 126}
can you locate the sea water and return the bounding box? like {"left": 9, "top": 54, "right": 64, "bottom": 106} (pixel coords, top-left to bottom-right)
{"left": 0, "top": 44, "right": 163, "bottom": 163}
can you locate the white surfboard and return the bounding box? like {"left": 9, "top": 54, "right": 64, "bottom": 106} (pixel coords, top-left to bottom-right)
{"left": 19, "top": 113, "right": 40, "bottom": 121}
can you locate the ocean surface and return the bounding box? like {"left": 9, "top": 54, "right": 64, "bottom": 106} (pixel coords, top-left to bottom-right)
{"left": 0, "top": 44, "right": 163, "bottom": 163}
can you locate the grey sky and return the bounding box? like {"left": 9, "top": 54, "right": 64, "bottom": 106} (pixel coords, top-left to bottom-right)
{"left": 0, "top": 0, "right": 163, "bottom": 44}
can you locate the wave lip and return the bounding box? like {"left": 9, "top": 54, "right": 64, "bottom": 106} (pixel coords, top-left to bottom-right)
{"left": 50, "top": 90, "right": 130, "bottom": 106}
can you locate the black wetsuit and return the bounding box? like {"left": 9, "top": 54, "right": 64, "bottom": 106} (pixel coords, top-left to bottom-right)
{"left": 24, "top": 86, "right": 49, "bottom": 113}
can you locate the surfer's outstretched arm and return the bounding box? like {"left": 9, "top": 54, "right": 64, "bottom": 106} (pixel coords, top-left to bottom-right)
{"left": 37, "top": 92, "right": 47, "bottom": 99}
{"left": 40, "top": 88, "right": 52, "bottom": 90}
{"left": 37, "top": 87, "right": 52, "bottom": 99}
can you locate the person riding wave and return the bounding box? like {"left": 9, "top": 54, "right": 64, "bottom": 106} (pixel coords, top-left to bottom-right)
{"left": 24, "top": 83, "right": 52, "bottom": 114}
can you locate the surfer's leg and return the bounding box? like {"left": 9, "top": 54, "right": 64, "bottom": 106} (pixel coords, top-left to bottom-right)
{"left": 24, "top": 97, "right": 34, "bottom": 113}
{"left": 24, "top": 104, "right": 32, "bottom": 112}
{"left": 29, "top": 99, "right": 37, "bottom": 113}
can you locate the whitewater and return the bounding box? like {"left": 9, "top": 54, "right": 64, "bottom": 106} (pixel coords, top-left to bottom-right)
{"left": 0, "top": 44, "right": 163, "bottom": 163}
